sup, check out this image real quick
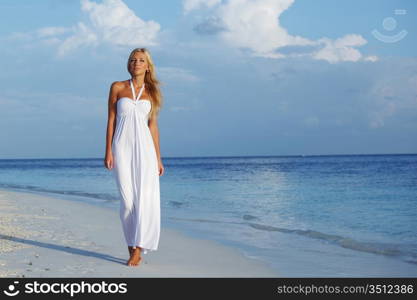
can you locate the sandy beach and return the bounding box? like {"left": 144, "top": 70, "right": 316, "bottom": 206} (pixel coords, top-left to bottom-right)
{"left": 0, "top": 188, "right": 279, "bottom": 278}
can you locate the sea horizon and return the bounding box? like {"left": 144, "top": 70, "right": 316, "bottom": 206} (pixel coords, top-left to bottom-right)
{"left": 2, "top": 152, "right": 417, "bottom": 160}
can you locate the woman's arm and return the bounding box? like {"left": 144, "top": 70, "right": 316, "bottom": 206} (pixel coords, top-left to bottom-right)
{"left": 105, "top": 82, "right": 119, "bottom": 157}
{"left": 148, "top": 115, "right": 162, "bottom": 162}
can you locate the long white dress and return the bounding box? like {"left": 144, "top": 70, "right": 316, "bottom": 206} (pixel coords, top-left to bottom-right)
{"left": 111, "top": 80, "right": 160, "bottom": 255}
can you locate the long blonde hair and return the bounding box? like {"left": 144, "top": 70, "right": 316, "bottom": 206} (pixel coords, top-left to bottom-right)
{"left": 127, "top": 48, "right": 163, "bottom": 120}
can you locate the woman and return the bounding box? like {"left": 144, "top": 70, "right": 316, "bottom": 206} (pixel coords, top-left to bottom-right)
{"left": 104, "top": 48, "right": 164, "bottom": 267}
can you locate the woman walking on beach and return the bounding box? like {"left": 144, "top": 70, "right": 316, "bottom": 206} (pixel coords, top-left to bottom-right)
{"left": 104, "top": 48, "right": 164, "bottom": 266}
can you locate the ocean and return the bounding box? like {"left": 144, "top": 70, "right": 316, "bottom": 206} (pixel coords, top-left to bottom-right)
{"left": 1, "top": 154, "right": 416, "bottom": 276}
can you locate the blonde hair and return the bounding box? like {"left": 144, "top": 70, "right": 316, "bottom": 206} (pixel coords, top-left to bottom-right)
{"left": 127, "top": 48, "right": 163, "bottom": 120}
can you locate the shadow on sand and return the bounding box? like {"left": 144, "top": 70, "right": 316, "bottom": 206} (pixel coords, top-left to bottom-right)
{"left": 0, "top": 234, "right": 126, "bottom": 265}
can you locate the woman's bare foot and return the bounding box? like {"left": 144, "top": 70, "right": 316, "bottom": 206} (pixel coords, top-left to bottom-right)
{"left": 128, "top": 246, "right": 133, "bottom": 256}
{"left": 127, "top": 247, "right": 142, "bottom": 266}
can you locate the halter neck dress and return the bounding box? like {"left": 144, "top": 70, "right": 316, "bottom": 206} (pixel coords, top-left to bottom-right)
{"left": 111, "top": 79, "right": 160, "bottom": 255}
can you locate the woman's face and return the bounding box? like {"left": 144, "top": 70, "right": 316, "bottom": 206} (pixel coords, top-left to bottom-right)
{"left": 128, "top": 52, "right": 148, "bottom": 76}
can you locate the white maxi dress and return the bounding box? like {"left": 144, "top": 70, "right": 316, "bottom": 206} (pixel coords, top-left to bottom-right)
{"left": 111, "top": 80, "right": 160, "bottom": 255}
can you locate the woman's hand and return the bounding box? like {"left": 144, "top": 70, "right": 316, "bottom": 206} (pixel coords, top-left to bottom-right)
{"left": 158, "top": 159, "right": 164, "bottom": 176}
{"left": 104, "top": 152, "right": 114, "bottom": 170}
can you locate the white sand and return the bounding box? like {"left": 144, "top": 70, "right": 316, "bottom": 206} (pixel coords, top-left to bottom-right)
{"left": 0, "top": 189, "right": 279, "bottom": 277}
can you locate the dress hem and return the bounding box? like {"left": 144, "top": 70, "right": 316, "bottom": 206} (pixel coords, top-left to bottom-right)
{"left": 129, "top": 245, "right": 158, "bottom": 255}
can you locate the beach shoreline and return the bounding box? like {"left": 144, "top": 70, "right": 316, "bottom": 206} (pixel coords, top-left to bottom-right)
{"left": 0, "top": 188, "right": 279, "bottom": 278}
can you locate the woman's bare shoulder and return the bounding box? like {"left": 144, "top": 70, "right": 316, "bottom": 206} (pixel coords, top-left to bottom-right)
{"left": 111, "top": 80, "right": 128, "bottom": 91}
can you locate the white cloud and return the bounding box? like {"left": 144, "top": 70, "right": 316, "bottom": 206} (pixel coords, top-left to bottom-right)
{"left": 218, "top": 0, "right": 313, "bottom": 58}
{"left": 183, "top": 0, "right": 222, "bottom": 14}
{"left": 36, "top": 27, "right": 71, "bottom": 38}
{"left": 369, "top": 102, "right": 396, "bottom": 128}
{"left": 41, "top": 37, "right": 63, "bottom": 46}
{"left": 4, "top": 32, "right": 33, "bottom": 42}
{"left": 408, "top": 75, "right": 417, "bottom": 96}
{"left": 312, "top": 34, "right": 377, "bottom": 64}
{"left": 189, "top": 0, "right": 377, "bottom": 63}
{"left": 367, "top": 70, "right": 417, "bottom": 128}
{"left": 364, "top": 56, "right": 379, "bottom": 62}
{"left": 58, "top": 22, "right": 98, "bottom": 57}
{"left": 13, "top": 0, "right": 161, "bottom": 57}
{"left": 0, "top": 91, "right": 103, "bottom": 126}
{"left": 158, "top": 66, "right": 201, "bottom": 82}
{"left": 79, "top": 0, "right": 160, "bottom": 47}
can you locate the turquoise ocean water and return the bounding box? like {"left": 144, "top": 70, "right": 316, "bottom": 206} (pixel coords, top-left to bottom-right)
{"left": 1, "top": 154, "right": 416, "bottom": 276}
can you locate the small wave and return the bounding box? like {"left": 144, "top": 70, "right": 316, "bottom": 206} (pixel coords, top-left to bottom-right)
{"left": 167, "top": 215, "right": 416, "bottom": 263}
{"left": 246, "top": 222, "right": 417, "bottom": 261}
{"left": 0, "top": 184, "right": 117, "bottom": 202}
{"left": 169, "top": 201, "right": 186, "bottom": 208}
{"left": 242, "top": 214, "right": 259, "bottom": 221}
{"left": 169, "top": 216, "right": 233, "bottom": 224}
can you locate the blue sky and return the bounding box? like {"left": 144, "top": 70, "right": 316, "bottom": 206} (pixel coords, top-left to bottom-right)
{"left": 0, "top": 0, "right": 416, "bottom": 158}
